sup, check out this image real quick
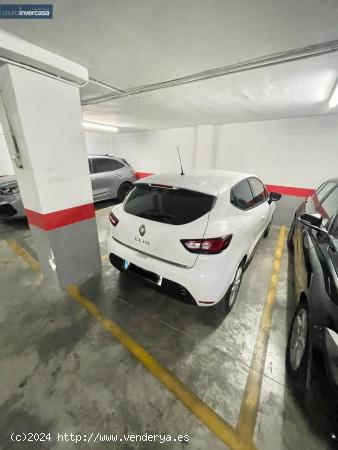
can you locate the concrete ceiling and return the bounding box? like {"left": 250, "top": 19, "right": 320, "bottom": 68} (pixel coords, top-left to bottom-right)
{"left": 82, "top": 54, "right": 338, "bottom": 131}
{"left": 1, "top": 0, "right": 338, "bottom": 131}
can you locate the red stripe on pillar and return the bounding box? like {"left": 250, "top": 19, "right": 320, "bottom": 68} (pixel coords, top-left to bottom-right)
{"left": 25, "top": 203, "right": 95, "bottom": 231}
{"left": 266, "top": 184, "right": 315, "bottom": 197}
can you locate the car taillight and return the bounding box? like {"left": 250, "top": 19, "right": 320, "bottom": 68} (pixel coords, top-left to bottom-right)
{"left": 109, "top": 212, "right": 119, "bottom": 226}
{"left": 181, "top": 235, "right": 232, "bottom": 254}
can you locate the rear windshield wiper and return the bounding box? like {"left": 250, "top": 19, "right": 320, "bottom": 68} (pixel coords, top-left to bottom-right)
{"left": 147, "top": 213, "right": 174, "bottom": 219}
{"left": 144, "top": 212, "right": 175, "bottom": 223}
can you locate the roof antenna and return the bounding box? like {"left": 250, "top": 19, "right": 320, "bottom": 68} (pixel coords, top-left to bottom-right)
{"left": 177, "top": 146, "right": 185, "bottom": 175}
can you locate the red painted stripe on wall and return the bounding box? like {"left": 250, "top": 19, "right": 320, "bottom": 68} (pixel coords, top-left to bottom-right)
{"left": 134, "top": 172, "right": 314, "bottom": 198}
{"left": 135, "top": 171, "right": 153, "bottom": 179}
{"left": 266, "top": 184, "right": 314, "bottom": 197}
{"left": 25, "top": 203, "right": 95, "bottom": 231}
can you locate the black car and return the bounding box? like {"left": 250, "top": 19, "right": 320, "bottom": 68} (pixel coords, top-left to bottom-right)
{"left": 286, "top": 179, "right": 338, "bottom": 391}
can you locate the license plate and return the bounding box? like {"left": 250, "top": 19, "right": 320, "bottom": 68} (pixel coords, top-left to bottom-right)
{"left": 123, "top": 259, "right": 130, "bottom": 270}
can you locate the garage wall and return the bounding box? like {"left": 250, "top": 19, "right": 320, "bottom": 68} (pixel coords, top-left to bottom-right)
{"left": 101, "top": 114, "right": 338, "bottom": 227}
{"left": 0, "top": 124, "right": 14, "bottom": 175}
{"left": 93, "top": 114, "right": 338, "bottom": 193}
{"left": 214, "top": 114, "right": 338, "bottom": 190}
{"left": 108, "top": 127, "right": 196, "bottom": 173}
{"left": 85, "top": 127, "right": 196, "bottom": 172}
{"left": 84, "top": 131, "right": 111, "bottom": 156}
{"left": 3, "top": 114, "right": 336, "bottom": 186}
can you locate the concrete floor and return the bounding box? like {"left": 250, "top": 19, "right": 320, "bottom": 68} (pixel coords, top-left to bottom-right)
{"left": 272, "top": 195, "right": 302, "bottom": 228}
{"left": 0, "top": 202, "right": 336, "bottom": 450}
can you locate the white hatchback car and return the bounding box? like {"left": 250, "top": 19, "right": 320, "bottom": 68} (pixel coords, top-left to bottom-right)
{"left": 106, "top": 170, "right": 281, "bottom": 312}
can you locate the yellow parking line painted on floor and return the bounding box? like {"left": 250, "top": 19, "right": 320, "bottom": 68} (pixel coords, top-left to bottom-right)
{"left": 7, "top": 239, "right": 41, "bottom": 273}
{"left": 236, "top": 226, "right": 287, "bottom": 444}
{"left": 6, "top": 238, "right": 255, "bottom": 450}
{"left": 67, "top": 284, "right": 255, "bottom": 450}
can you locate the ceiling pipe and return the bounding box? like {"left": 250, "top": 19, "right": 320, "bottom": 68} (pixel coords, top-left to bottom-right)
{"left": 88, "top": 77, "right": 125, "bottom": 94}
{"left": 0, "top": 55, "right": 125, "bottom": 93}
{"left": 81, "top": 39, "right": 338, "bottom": 106}
{"left": 0, "top": 54, "right": 89, "bottom": 87}
{"left": 2, "top": 39, "right": 338, "bottom": 106}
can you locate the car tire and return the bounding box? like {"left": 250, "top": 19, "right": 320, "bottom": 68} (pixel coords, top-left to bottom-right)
{"left": 286, "top": 301, "right": 311, "bottom": 389}
{"left": 117, "top": 182, "right": 132, "bottom": 202}
{"left": 287, "top": 217, "right": 295, "bottom": 249}
{"left": 263, "top": 218, "right": 272, "bottom": 238}
{"left": 216, "top": 262, "right": 244, "bottom": 314}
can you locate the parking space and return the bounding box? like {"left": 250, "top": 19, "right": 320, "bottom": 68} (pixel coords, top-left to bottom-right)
{"left": 1, "top": 5, "right": 338, "bottom": 448}
{"left": 0, "top": 206, "right": 334, "bottom": 450}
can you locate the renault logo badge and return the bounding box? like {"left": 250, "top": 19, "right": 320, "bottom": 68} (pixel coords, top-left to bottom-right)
{"left": 139, "top": 224, "right": 146, "bottom": 236}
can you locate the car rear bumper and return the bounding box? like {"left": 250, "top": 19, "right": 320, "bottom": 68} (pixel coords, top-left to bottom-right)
{"left": 106, "top": 230, "right": 238, "bottom": 306}
{"left": 109, "top": 252, "right": 196, "bottom": 305}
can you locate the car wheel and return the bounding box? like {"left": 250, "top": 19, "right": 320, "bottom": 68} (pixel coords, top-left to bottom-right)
{"left": 117, "top": 182, "right": 132, "bottom": 202}
{"left": 216, "top": 263, "right": 244, "bottom": 314}
{"left": 263, "top": 218, "right": 272, "bottom": 238}
{"left": 287, "top": 218, "right": 295, "bottom": 249}
{"left": 286, "top": 302, "right": 311, "bottom": 388}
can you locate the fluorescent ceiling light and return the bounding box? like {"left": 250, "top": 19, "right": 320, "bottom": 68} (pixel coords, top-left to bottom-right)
{"left": 82, "top": 121, "right": 119, "bottom": 133}
{"left": 329, "top": 81, "right": 338, "bottom": 108}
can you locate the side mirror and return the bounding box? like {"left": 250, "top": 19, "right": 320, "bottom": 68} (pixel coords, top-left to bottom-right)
{"left": 299, "top": 213, "right": 336, "bottom": 252}
{"left": 299, "top": 213, "right": 323, "bottom": 228}
{"left": 268, "top": 192, "right": 282, "bottom": 204}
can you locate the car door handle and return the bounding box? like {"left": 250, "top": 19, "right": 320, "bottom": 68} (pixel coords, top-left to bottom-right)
{"left": 261, "top": 216, "right": 266, "bottom": 221}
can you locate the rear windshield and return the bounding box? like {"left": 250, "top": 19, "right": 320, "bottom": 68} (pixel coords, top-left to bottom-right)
{"left": 124, "top": 183, "right": 216, "bottom": 225}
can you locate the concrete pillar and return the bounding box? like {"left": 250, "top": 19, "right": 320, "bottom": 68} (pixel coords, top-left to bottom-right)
{"left": 0, "top": 64, "right": 101, "bottom": 288}
{"left": 0, "top": 122, "right": 14, "bottom": 175}
{"left": 194, "top": 125, "right": 218, "bottom": 169}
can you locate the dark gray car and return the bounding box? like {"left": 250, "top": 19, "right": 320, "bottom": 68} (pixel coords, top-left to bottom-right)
{"left": 0, "top": 154, "right": 137, "bottom": 219}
